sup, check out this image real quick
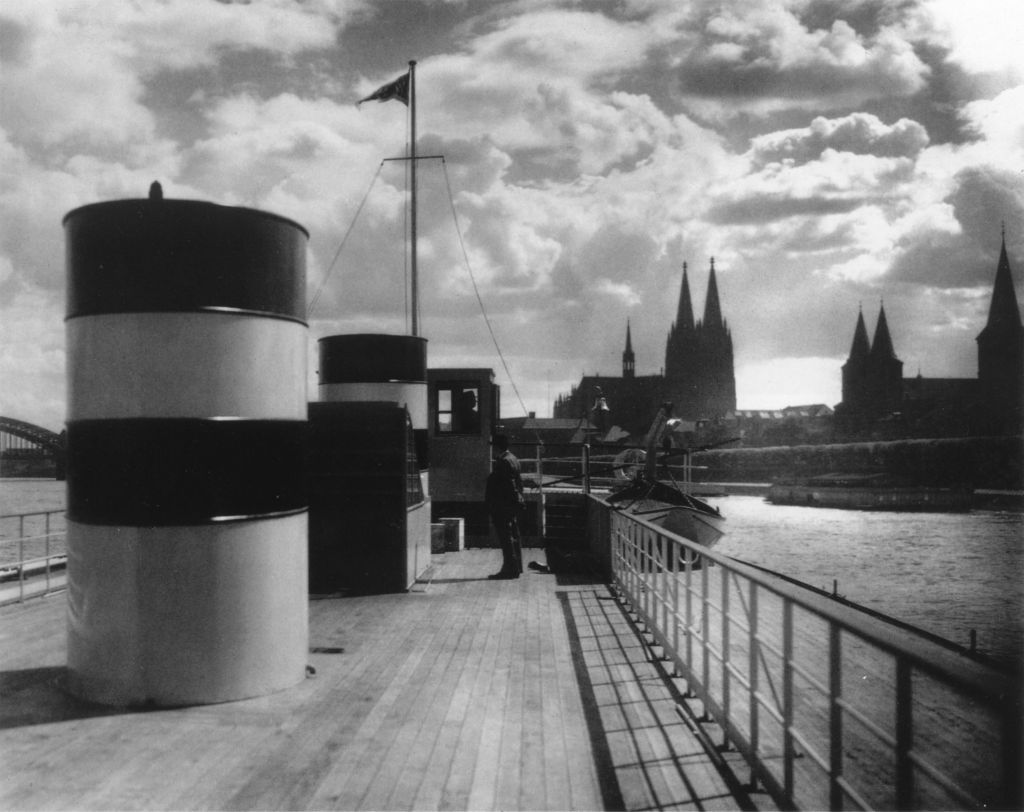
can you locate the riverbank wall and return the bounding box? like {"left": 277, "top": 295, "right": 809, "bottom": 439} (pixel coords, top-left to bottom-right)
{"left": 0, "top": 457, "right": 58, "bottom": 478}
{"left": 693, "top": 435, "right": 1023, "bottom": 490}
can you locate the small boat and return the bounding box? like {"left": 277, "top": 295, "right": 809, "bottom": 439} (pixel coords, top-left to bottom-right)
{"left": 608, "top": 478, "right": 726, "bottom": 548}
{"left": 767, "top": 472, "right": 973, "bottom": 512}
{"left": 606, "top": 403, "right": 726, "bottom": 551}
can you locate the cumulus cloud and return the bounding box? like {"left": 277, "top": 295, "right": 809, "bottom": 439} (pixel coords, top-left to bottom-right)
{"left": 675, "top": 0, "right": 930, "bottom": 117}
{"left": 925, "top": 0, "right": 1024, "bottom": 79}
{"left": 2, "top": 0, "right": 1023, "bottom": 427}
{"left": 889, "top": 164, "right": 1024, "bottom": 289}
{"left": 749, "top": 113, "right": 929, "bottom": 166}
{"left": 708, "top": 150, "right": 920, "bottom": 226}
{"left": 960, "top": 85, "right": 1024, "bottom": 160}
{"left": 0, "top": 0, "right": 356, "bottom": 151}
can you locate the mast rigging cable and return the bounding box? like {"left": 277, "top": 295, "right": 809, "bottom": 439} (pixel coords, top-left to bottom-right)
{"left": 306, "top": 156, "right": 533, "bottom": 422}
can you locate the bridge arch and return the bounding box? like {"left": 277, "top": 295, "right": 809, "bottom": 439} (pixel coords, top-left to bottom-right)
{"left": 0, "top": 417, "right": 64, "bottom": 453}
{"left": 0, "top": 417, "right": 66, "bottom": 479}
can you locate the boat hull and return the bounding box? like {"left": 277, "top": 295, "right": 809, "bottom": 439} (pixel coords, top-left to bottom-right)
{"left": 614, "top": 493, "right": 726, "bottom": 549}
{"left": 655, "top": 504, "right": 726, "bottom": 547}
{"left": 767, "top": 484, "right": 973, "bottom": 512}
{"left": 625, "top": 500, "right": 725, "bottom": 547}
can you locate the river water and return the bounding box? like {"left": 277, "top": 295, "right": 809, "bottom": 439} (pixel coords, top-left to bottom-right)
{"left": 3, "top": 479, "right": 1021, "bottom": 666}
{"left": 707, "top": 494, "right": 1023, "bottom": 668}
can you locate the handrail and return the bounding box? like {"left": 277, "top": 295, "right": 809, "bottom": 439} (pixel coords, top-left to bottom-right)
{"left": 0, "top": 509, "right": 68, "bottom": 604}
{"left": 597, "top": 496, "right": 1021, "bottom": 810}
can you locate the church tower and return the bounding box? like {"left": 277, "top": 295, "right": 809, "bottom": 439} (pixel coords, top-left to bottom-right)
{"left": 839, "top": 303, "right": 902, "bottom": 424}
{"left": 622, "top": 320, "right": 635, "bottom": 379}
{"left": 977, "top": 228, "right": 1023, "bottom": 424}
{"left": 665, "top": 263, "right": 695, "bottom": 378}
{"left": 664, "top": 258, "right": 736, "bottom": 419}
{"left": 696, "top": 258, "right": 736, "bottom": 417}
{"left": 867, "top": 302, "right": 903, "bottom": 416}
{"left": 841, "top": 306, "right": 871, "bottom": 414}
{"left": 664, "top": 262, "right": 700, "bottom": 414}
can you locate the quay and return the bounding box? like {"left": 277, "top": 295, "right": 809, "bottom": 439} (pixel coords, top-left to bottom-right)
{"left": 1, "top": 547, "right": 773, "bottom": 812}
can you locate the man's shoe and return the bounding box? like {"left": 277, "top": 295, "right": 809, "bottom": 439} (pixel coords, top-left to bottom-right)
{"left": 488, "top": 571, "right": 511, "bottom": 580}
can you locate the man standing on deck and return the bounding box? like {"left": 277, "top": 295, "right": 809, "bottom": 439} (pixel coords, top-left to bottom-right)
{"left": 485, "top": 434, "right": 525, "bottom": 579}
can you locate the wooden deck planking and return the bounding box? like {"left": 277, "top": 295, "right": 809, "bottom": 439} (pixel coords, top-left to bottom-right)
{"left": 400, "top": 605, "right": 494, "bottom": 810}
{"left": 549, "top": 592, "right": 606, "bottom": 811}
{"left": 464, "top": 574, "right": 518, "bottom": 810}
{"left": 309, "top": 599, "right": 471, "bottom": 810}
{"left": 367, "top": 601, "right": 482, "bottom": 810}
{"left": 408, "top": 584, "right": 501, "bottom": 811}
{"left": 570, "top": 586, "right": 770, "bottom": 811}
{"left": 435, "top": 576, "right": 512, "bottom": 810}
{"left": 494, "top": 577, "right": 528, "bottom": 811}
{"left": 221, "top": 600, "right": 432, "bottom": 810}
{"left": 0, "top": 548, "right": 772, "bottom": 811}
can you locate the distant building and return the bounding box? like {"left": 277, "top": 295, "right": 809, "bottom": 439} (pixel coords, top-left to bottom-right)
{"left": 837, "top": 230, "right": 1023, "bottom": 438}
{"left": 663, "top": 259, "right": 736, "bottom": 419}
{"left": 977, "top": 231, "right": 1024, "bottom": 423}
{"left": 554, "top": 259, "right": 736, "bottom": 439}
{"left": 838, "top": 302, "right": 904, "bottom": 423}
{"left": 498, "top": 415, "right": 597, "bottom": 448}
{"left": 727, "top": 404, "right": 835, "bottom": 446}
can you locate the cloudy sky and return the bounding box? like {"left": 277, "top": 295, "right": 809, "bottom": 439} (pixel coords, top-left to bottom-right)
{"left": 2, "top": 0, "right": 1023, "bottom": 432}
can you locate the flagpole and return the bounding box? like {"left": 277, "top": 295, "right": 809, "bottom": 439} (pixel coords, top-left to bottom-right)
{"left": 409, "top": 59, "right": 418, "bottom": 336}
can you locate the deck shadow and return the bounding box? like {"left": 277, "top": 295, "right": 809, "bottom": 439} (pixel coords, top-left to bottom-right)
{"left": 557, "top": 590, "right": 628, "bottom": 811}
{"left": 559, "top": 586, "right": 768, "bottom": 812}
{"left": 597, "top": 590, "right": 768, "bottom": 812}
{"left": 0, "top": 666, "right": 123, "bottom": 730}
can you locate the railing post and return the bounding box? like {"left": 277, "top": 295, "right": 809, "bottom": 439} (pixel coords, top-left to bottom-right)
{"left": 672, "top": 535, "right": 680, "bottom": 675}
{"left": 535, "top": 445, "right": 545, "bottom": 542}
{"left": 722, "top": 562, "right": 731, "bottom": 749}
{"left": 643, "top": 530, "right": 651, "bottom": 623}
{"left": 783, "top": 600, "right": 795, "bottom": 800}
{"left": 45, "top": 512, "right": 51, "bottom": 593}
{"left": 623, "top": 520, "right": 632, "bottom": 599}
{"left": 685, "top": 546, "right": 694, "bottom": 694}
{"left": 661, "top": 536, "right": 669, "bottom": 648}
{"left": 582, "top": 443, "right": 591, "bottom": 494}
{"left": 895, "top": 658, "right": 913, "bottom": 809}
{"left": 629, "top": 525, "right": 635, "bottom": 595}
{"left": 748, "top": 581, "right": 760, "bottom": 765}
{"left": 701, "top": 557, "right": 710, "bottom": 718}
{"left": 18, "top": 530, "right": 26, "bottom": 603}
{"left": 829, "top": 624, "right": 843, "bottom": 810}
{"left": 648, "top": 530, "right": 655, "bottom": 624}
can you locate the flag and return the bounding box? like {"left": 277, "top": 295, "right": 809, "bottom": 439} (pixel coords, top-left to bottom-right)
{"left": 356, "top": 72, "right": 409, "bottom": 107}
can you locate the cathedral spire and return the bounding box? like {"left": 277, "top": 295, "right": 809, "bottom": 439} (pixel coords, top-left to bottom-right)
{"left": 977, "top": 226, "right": 1024, "bottom": 420}
{"left": 675, "top": 262, "right": 694, "bottom": 331}
{"left": 982, "top": 228, "right": 1023, "bottom": 336}
{"left": 848, "top": 305, "right": 870, "bottom": 360}
{"left": 870, "top": 302, "right": 897, "bottom": 360}
{"left": 703, "top": 256, "right": 723, "bottom": 327}
{"left": 622, "top": 319, "right": 635, "bottom": 378}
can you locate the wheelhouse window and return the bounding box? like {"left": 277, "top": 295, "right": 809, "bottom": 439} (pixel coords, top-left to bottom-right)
{"left": 436, "top": 383, "right": 481, "bottom": 435}
{"left": 406, "top": 420, "right": 424, "bottom": 507}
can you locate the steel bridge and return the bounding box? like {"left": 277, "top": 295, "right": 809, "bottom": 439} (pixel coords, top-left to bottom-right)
{"left": 0, "top": 416, "right": 65, "bottom": 477}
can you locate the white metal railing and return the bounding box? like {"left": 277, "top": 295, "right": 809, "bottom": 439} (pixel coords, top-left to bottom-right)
{"left": 0, "top": 509, "right": 68, "bottom": 603}
{"left": 601, "top": 500, "right": 1021, "bottom": 810}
